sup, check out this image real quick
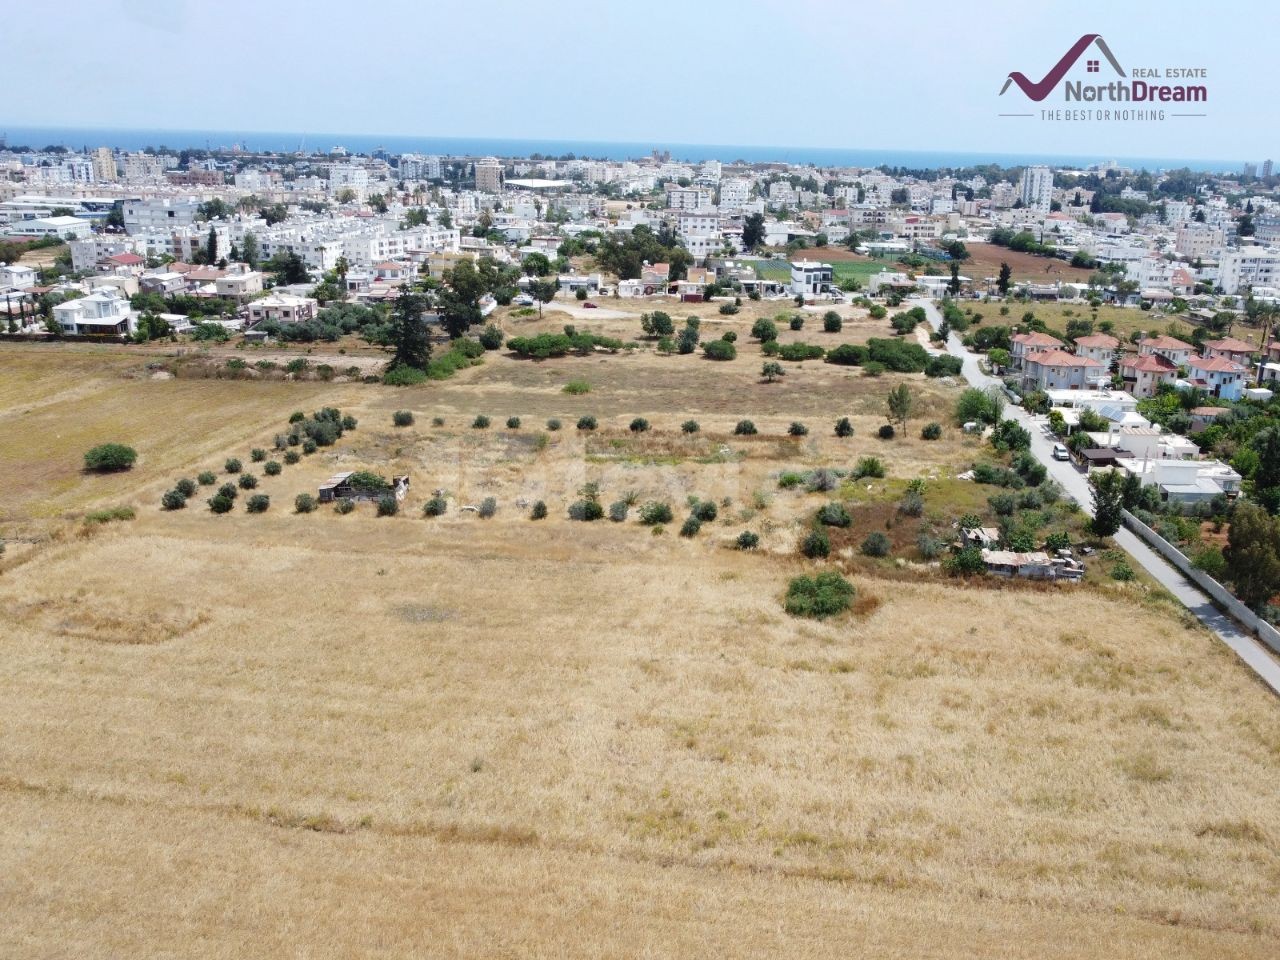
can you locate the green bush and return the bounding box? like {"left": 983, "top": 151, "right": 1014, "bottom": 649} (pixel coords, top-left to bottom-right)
{"left": 250, "top": 448, "right": 266, "bottom": 463}
{"left": 861, "top": 531, "right": 891, "bottom": 557}
{"left": 827, "top": 344, "right": 868, "bottom": 366}
{"left": 478, "top": 496, "right": 497, "bottom": 518}
{"left": 83, "top": 443, "right": 137, "bottom": 473}
{"left": 295, "top": 493, "right": 317, "bottom": 513}
{"left": 784, "top": 570, "right": 854, "bottom": 619}
{"left": 721, "top": 331, "right": 737, "bottom": 342}
{"left": 639, "top": 501, "right": 673, "bottom": 525}
{"left": 246, "top": 494, "right": 270, "bottom": 514}
{"left": 703, "top": 339, "right": 737, "bottom": 360}
{"left": 608, "top": 501, "right": 629, "bottom": 522}
{"left": 506, "top": 416, "right": 521, "bottom": 429}
{"left": 777, "top": 342, "right": 825, "bottom": 362}
{"left": 334, "top": 498, "right": 355, "bottom": 515}
{"left": 217, "top": 483, "right": 238, "bottom": 501}
{"left": 161, "top": 489, "right": 187, "bottom": 511}
{"left": 423, "top": 496, "right": 448, "bottom": 517}
{"left": 472, "top": 414, "right": 491, "bottom": 429}
{"left": 822, "top": 311, "right": 842, "bottom": 333}
{"left": 342, "top": 415, "right": 358, "bottom": 431}
{"left": 577, "top": 415, "right": 597, "bottom": 431}
{"left": 568, "top": 499, "right": 604, "bottom": 521}
{"left": 943, "top": 546, "right": 986, "bottom": 576}
{"left": 916, "top": 532, "right": 944, "bottom": 559}
{"left": 789, "top": 315, "right": 804, "bottom": 331}
{"left": 264, "top": 460, "right": 282, "bottom": 476}
{"left": 733, "top": 420, "right": 757, "bottom": 436}
{"left": 284, "top": 450, "right": 301, "bottom": 465}
{"left": 988, "top": 492, "right": 1016, "bottom": 515}
{"left": 681, "top": 419, "right": 699, "bottom": 434}
{"left": 629, "top": 417, "right": 650, "bottom": 433}
{"left": 225, "top": 458, "right": 242, "bottom": 474}
{"left": 788, "top": 422, "right": 808, "bottom": 437}
{"left": 925, "top": 355, "right": 963, "bottom": 378}
{"left": 546, "top": 418, "right": 562, "bottom": 431}
{"left": 751, "top": 318, "right": 779, "bottom": 341}
{"left": 869, "top": 304, "right": 888, "bottom": 320}
{"left": 376, "top": 495, "right": 399, "bottom": 517}
{"left": 432, "top": 416, "right": 445, "bottom": 426}
{"left": 530, "top": 500, "right": 548, "bottom": 520}
{"left": 679, "top": 516, "right": 702, "bottom": 537}
{"left": 289, "top": 411, "right": 306, "bottom": 424}
{"left": 834, "top": 417, "right": 854, "bottom": 437}
{"left": 563, "top": 379, "right": 591, "bottom": 395}
{"left": 921, "top": 422, "right": 942, "bottom": 440}
{"left": 478, "top": 325, "right": 504, "bottom": 350}
{"left": 778, "top": 471, "right": 805, "bottom": 489}
{"left": 736, "top": 531, "right": 760, "bottom": 550}
{"left": 208, "top": 493, "right": 235, "bottom": 514}
{"left": 878, "top": 424, "right": 895, "bottom": 439}
{"left": 1112, "top": 559, "right": 1135, "bottom": 581}
{"left": 800, "top": 529, "right": 830, "bottom": 559}
{"left": 174, "top": 478, "right": 197, "bottom": 497}
{"left": 383, "top": 365, "right": 428, "bottom": 386}
{"left": 692, "top": 500, "right": 718, "bottom": 522}
{"left": 818, "top": 502, "right": 852, "bottom": 527}
{"left": 301, "top": 439, "right": 317, "bottom": 455}
{"left": 853, "top": 456, "right": 885, "bottom": 479}
{"left": 393, "top": 410, "right": 415, "bottom": 427}
{"left": 718, "top": 303, "right": 739, "bottom": 315}
{"left": 197, "top": 471, "right": 216, "bottom": 485}
{"left": 898, "top": 491, "right": 925, "bottom": 517}
{"left": 238, "top": 473, "right": 258, "bottom": 490}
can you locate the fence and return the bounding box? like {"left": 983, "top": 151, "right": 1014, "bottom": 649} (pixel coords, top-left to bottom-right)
{"left": 1121, "top": 510, "right": 1280, "bottom": 656}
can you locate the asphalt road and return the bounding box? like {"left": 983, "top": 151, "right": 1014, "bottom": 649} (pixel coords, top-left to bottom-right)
{"left": 913, "top": 297, "right": 1280, "bottom": 695}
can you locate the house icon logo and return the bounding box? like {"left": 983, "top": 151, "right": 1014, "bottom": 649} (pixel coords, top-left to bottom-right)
{"left": 1000, "top": 34, "right": 1125, "bottom": 101}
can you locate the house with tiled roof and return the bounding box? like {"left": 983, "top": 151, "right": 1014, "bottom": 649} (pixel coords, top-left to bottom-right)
{"left": 1121, "top": 351, "right": 1179, "bottom": 398}
{"left": 1021, "top": 349, "right": 1105, "bottom": 391}
{"left": 1072, "top": 333, "right": 1120, "bottom": 366}
{"left": 1187, "top": 354, "right": 1249, "bottom": 401}
{"left": 1137, "top": 334, "right": 1194, "bottom": 368}
{"left": 1010, "top": 331, "right": 1063, "bottom": 370}
{"left": 1202, "top": 336, "right": 1255, "bottom": 367}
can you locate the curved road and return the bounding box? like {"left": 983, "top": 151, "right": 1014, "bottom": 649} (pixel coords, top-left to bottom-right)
{"left": 913, "top": 298, "right": 1280, "bottom": 695}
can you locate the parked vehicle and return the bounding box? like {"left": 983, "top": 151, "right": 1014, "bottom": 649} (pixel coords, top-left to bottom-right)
{"left": 1052, "top": 443, "right": 1070, "bottom": 461}
{"left": 583, "top": 302, "right": 597, "bottom": 309}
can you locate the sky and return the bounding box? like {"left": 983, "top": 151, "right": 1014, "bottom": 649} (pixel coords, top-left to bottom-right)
{"left": 4, "top": 0, "right": 1275, "bottom": 163}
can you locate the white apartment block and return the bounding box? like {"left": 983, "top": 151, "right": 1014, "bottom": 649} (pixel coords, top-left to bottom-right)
{"left": 121, "top": 153, "right": 167, "bottom": 180}
{"left": 1175, "top": 223, "right": 1225, "bottom": 260}
{"left": 1219, "top": 246, "right": 1280, "bottom": 294}
{"left": 92, "top": 147, "right": 117, "bottom": 182}
{"left": 475, "top": 157, "right": 503, "bottom": 193}
{"left": 399, "top": 154, "right": 442, "bottom": 180}
{"left": 1019, "top": 166, "right": 1054, "bottom": 212}
{"left": 329, "top": 164, "right": 370, "bottom": 197}
{"left": 666, "top": 186, "right": 714, "bottom": 212}
{"left": 123, "top": 197, "right": 201, "bottom": 234}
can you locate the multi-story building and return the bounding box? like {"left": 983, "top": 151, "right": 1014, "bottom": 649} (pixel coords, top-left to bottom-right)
{"left": 1252, "top": 213, "right": 1280, "bottom": 247}
{"left": 666, "top": 186, "right": 714, "bottom": 212}
{"left": 399, "top": 154, "right": 442, "bottom": 180}
{"left": 91, "top": 146, "right": 117, "bottom": 182}
{"left": 1073, "top": 333, "right": 1120, "bottom": 367}
{"left": 1019, "top": 165, "right": 1053, "bottom": 212}
{"left": 121, "top": 152, "right": 166, "bottom": 180}
{"left": 123, "top": 197, "right": 201, "bottom": 234}
{"left": 329, "top": 163, "right": 370, "bottom": 197}
{"left": 52, "top": 287, "right": 135, "bottom": 336}
{"left": 474, "top": 157, "right": 503, "bottom": 193}
{"left": 719, "top": 178, "right": 750, "bottom": 212}
{"left": 1010, "top": 331, "right": 1064, "bottom": 370}
{"left": 789, "top": 260, "right": 833, "bottom": 297}
{"left": 1219, "top": 246, "right": 1280, "bottom": 294}
{"left": 1175, "top": 223, "right": 1226, "bottom": 260}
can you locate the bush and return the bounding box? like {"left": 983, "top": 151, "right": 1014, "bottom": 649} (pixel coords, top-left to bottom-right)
{"left": 751, "top": 318, "right": 779, "bottom": 342}
{"left": 703, "top": 339, "right": 737, "bottom": 360}
{"left": 295, "top": 493, "right": 317, "bottom": 513}
{"left": 680, "top": 516, "right": 702, "bottom": 537}
{"left": 423, "top": 496, "right": 448, "bottom": 517}
{"left": 629, "top": 417, "right": 650, "bottom": 433}
{"left": 693, "top": 500, "right": 718, "bottom": 522}
{"left": 478, "top": 496, "right": 497, "bottom": 519}
{"left": 383, "top": 365, "right": 428, "bottom": 386}
{"left": 238, "top": 473, "right": 258, "bottom": 490}
{"left": 568, "top": 499, "right": 604, "bottom": 521}
{"left": 860, "top": 531, "right": 891, "bottom": 557}
{"left": 174, "top": 478, "right": 197, "bottom": 497}
{"left": 639, "top": 501, "right": 673, "bottom": 525}
{"left": 943, "top": 546, "right": 986, "bottom": 576}
{"left": 1111, "top": 558, "right": 1136, "bottom": 581}
{"left": 249, "top": 448, "right": 265, "bottom": 463}
{"left": 718, "top": 303, "right": 739, "bottom": 315}
{"left": 853, "top": 456, "right": 885, "bottom": 479}
{"left": 788, "top": 421, "right": 809, "bottom": 436}
{"left": 916, "top": 532, "right": 944, "bottom": 559}
{"left": 823, "top": 311, "right": 842, "bottom": 333}
{"left": 376, "top": 495, "right": 399, "bottom": 517}
{"left": 264, "top": 460, "right": 282, "bottom": 476}
{"left": 478, "top": 325, "right": 504, "bottom": 350}
{"left": 789, "top": 315, "right": 804, "bottom": 331}
{"left": 784, "top": 570, "right": 854, "bottom": 619}
{"left": 246, "top": 494, "right": 270, "bottom": 514}
{"left": 869, "top": 304, "right": 888, "bottom": 320}
{"left": 834, "top": 417, "right": 854, "bottom": 437}
{"left": 342, "top": 415, "right": 358, "bottom": 431}
{"left": 778, "top": 471, "right": 805, "bottom": 489}
{"left": 925, "top": 355, "right": 963, "bottom": 378}
{"left": 506, "top": 416, "right": 521, "bottom": 429}
{"left": 806, "top": 468, "right": 839, "bottom": 492}
{"left": 197, "top": 471, "right": 216, "bottom": 485}
{"left": 393, "top": 410, "right": 415, "bottom": 427}
{"left": 161, "top": 489, "right": 187, "bottom": 511}
{"left": 562, "top": 379, "right": 591, "bottom": 396}
{"left": 800, "top": 528, "right": 830, "bottom": 559}
{"left": 289, "top": 411, "right": 306, "bottom": 424}
{"left": 921, "top": 422, "right": 942, "bottom": 440}
{"left": 878, "top": 424, "right": 895, "bottom": 440}
{"left": 681, "top": 419, "right": 699, "bottom": 434}
{"left": 530, "top": 500, "right": 548, "bottom": 520}
{"left": 898, "top": 491, "right": 925, "bottom": 517}
{"left": 576, "top": 415, "right": 597, "bottom": 431}
{"left": 733, "top": 420, "right": 758, "bottom": 436}
{"left": 988, "top": 492, "right": 1016, "bottom": 515}
{"left": 221, "top": 458, "right": 241, "bottom": 474}
{"left": 736, "top": 531, "right": 760, "bottom": 550}
{"left": 818, "top": 502, "right": 852, "bottom": 527}
{"left": 777, "top": 342, "right": 825, "bottom": 362}
{"left": 546, "top": 418, "right": 562, "bottom": 431}
{"left": 83, "top": 443, "right": 137, "bottom": 473}
{"left": 472, "top": 414, "right": 491, "bottom": 429}
{"left": 208, "top": 493, "right": 235, "bottom": 514}
{"left": 432, "top": 416, "right": 445, "bottom": 427}
{"left": 721, "top": 330, "right": 738, "bottom": 343}
{"left": 217, "top": 483, "right": 238, "bottom": 501}
{"left": 301, "top": 439, "right": 317, "bottom": 455}
{"left": 284, "top": 450, "right": 301, "bottom": 465}
{"left": 608, "top": 501, "right": 629, "bottom": 522}
{"left": 827, "top": 343, "right": 868, "bottom": 366}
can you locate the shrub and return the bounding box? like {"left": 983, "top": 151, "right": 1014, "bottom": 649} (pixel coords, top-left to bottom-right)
{"left": 718, "top": 303, "right": 739, "bottom": 315}
{"left": 174, "top": 478, "right": 197, "bottom": 497}
{"left": 778, "top": 342, "right": 824, "bottom": 362}
{"left": 393, "top": 410, "right": 415, "bottom": 427}
{"left": 692, "top": 500, "right": 718, "bottom": 522}
{"left": 679, "top": 516, "right": 702, "bottom": 537}
{"left": 250, "top": 448, "right": 266, "bottom": 463}
{"left": 264, "top": 460, "right": 282, "bottom": 476}
{"left": 224, "top": 458, "right": 242, "bottom": 474}
{"left": 721, "top": 331, "right": 737, "bottom": 342}
{"left": 1112, "top": 558, "right": 1136, "bottom": 581}
{"left": 877, "top": 424, "right": 895, "bottom": 440}
{"left": 916, "top": 532, "right": 944, "bottom": 559}
{"left": 1044, "top": 531, "right": 1071, "bottom": 552}
{"left": 274, "top": 434, "right": 289, "bottom": 450}
{"left": 853, "top": 456, "right": 885, "bottom": 479}
{"left": 569, "top": 499, "right": 604, "bottom": 521}
{"left": 761, "top": 340, "right": 780, "bottom": 356}
{"left": 506, "top": 416, "right": 521, "bottom": 429}
{"left": 861, "top": 531, "right": 891, "bottom": 557}
{"left": 733, "top": 420, "right": 758, "bottom": 436}
{"left": 84, "top": 443, "right": 137, "bottom": 473}
{"left": 800, "top": 528, "right": 830, "bottom": 559}
{"left": 751, "top": 318, "right": 779, "bottom": 342}
{"left": 207, "top": 492, "right": 236, "bottom": 514}
{"left": 563, "top": 379, "right": 591, "bottom": 395}
{"left": 788, "top": 421, "right": 809, "bottom": 436}
{"left": 217, "top": 483, "right": 238, "bottom": 501}
{"left": 576, "top": 415, "right": 597, "bottom": 431}
{"left": 784, "top": 570, "right": 854, "bottom": 619}
{"left": 778, "top": 471, "right": 805, "bottom": 489}
{"left": 197, "top": 471, "right": 216, "bottom": 486}
{"left": 342, "top": 415, "right": 358, "bottom": 431}
{"left": 629, "top": 417, "right": 650, "bottom": 433}
{"left": 432, "top": 416, "right": 445, "bottom": 427}
{"left": 703, "top": 339, "right": 737, "bottom": 360}
{"left": 383, "top": 365, "right": 428, "bottom": 386}
{"left": 921, "top": 422, "right": 942, "bottom": 440}
{"left": 806, "top": 468, "right": 840, "bottom": 492}
{"left": 834, "top": 417, "right": 854, "bottom": 437}
{"left": 472, "top": 414, "right": 491, "bottom": 429}
{"left": 530, "top": 500, "right": 548, "bottom": 520}
{"left": 246, "top": 494, "right": 270, "bottom": 514}
{"left": 238, "top": 473, "right": 258, "bottom": 490}
{"left": 289, "top": 411, "right": 306, "bottom": 424}
{"left": 423, "top": 496, "right": 448, "bottom": 517}
{"left": 988, "top": 492, "right": 1016, "bottom": 516}
{"left": 869, "top": 305, "right": 888, "bottom": 320}
{"left": 161, "top": 489, "right": 187, "bottom": 511}
{"left": 925, "top": 355, "right": 963, "bottom": 378}
{"left": 301, "top": 439, "right": 317, "bottom": 455}
{"left": 943, "top": 546, "right": 986, "bottom": 576}
{"left": 284, "top": 450, "right": 301, "bottom": 465}
{"left": 478, "top": 324, "right": 504, "bottom": 350}
{"left": 546, "top": 418, "right": 562, "bottom": 431}
{"left": 862, "top": 361, "right": 886, "bottom": 377}
{"left": 478, "top": 496, "right": 497, "bottom": 519}
{"left": 334, "top": 498, "right": 355, "bottom": 514}
{"left": 295, "top": 493, "right": 317, "bottom": 513}
{"left": 608, "top": 501, "right": 629, "bottom": 522}
{"left": 736, "top": 531, "right": 760, "bottom": 550}
{"left": 827, "top": 343, "right": 868, "bottom": 366}
{"left": 681, "top": 419, "right": 699, "bottom": 434}
{"left": 639, "top": 501, "right": 674, "bottom": 525}
{"left": 818, "top": 502, "right": 852, "bottom": 527}
{"left": 376, "top": 495, "right": 399, "bottom": 517}
{"left": 823, "top": 311, "right": 842, "bottom": 333}
{"left": 789, "top": 315, "right": 804, "bottom": 330}
{"left": 898, "top": 491, "right": 925, "bottom": 517}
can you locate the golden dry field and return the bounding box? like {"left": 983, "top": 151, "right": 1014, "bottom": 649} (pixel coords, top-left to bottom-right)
{"left": 2, "top": 332, "right": 1280, "bottom": 959}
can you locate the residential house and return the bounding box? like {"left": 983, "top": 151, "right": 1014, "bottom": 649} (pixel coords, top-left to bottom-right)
{"left": 52, "top": 287, "right": 136, "bottom": 337}
{"left": 789, "top": 260, "right": 833, "bottom": 298}
{"left": 247, "top": 293, "right": 318, "bottom": 326}
{"left": 1187, "top": 354, "right": 1249, "bottom": 401}
{"left": 1112, "top": 457, "right": 1241, "bottom": 504}
{"left": 639, "top": 262, "right": 670, "bottom": 295}
{"left": 0, "top": 263, "right": 36, "bottom": 289}
{"left": 1120, "top": 351, "right": 1179, "bottom": 399}
{"left": 1073, "top": 332, "right": 1120, "bottom": 367}
{"left": 1202, "top": 336, "right": 1255, "bottom": 366}
{"left": 140, "top": 272, "right": 186, "bottom": 296}
{"left": 1010, "top": 331, "right": 1064, "bottom": 370}
{"left": 1189, "top": 406, "right": 1230, "bottom": 433}
{"left": 981, "top": 549, "right": 1084, "bottom": 582}
{"left": 1021, "top": 349, "right": 1105, "bottom": 391}
{"left": 215, "top": 271, "right": 264, "bottom": 302}
{"left": 103, "top": 252, "right": 146, "bottom": 275}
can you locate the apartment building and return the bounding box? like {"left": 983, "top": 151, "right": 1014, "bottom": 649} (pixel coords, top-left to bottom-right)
{"left": 1019, "top": 166, "right": 1054, "bottom": 212}
{"left": 1219, "top": 246, "right": 1280, "bottom": 294}
{"left": 665, "top": 186, "right": 714, "bottom": 212}
{"left": 475, "top": 157, "right": 503, "bottom": 193}
{"left": 123, "top": 197, "right": 201, "bottom": 234}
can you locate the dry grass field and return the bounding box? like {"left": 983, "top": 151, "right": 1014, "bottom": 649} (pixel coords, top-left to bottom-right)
{"left": 2, "top": 336, "right": 1280, "bottom": 959}
{"left": 962, "top": 243, "right": 1094, "bottom": 285}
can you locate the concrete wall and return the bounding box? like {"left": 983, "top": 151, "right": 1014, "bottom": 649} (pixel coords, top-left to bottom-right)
{"left": 1122, "top": 510, "right": 1280, "bottom": 656}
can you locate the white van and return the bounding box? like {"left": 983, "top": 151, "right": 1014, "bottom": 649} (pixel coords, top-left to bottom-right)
{"left": 1052, "top": 443, "right": 1070, "bottom": 461}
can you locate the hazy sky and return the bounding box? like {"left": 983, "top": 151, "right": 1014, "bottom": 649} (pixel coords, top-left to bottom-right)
{"left": 5, "top": 0, "right": 1274, "bottom": 162}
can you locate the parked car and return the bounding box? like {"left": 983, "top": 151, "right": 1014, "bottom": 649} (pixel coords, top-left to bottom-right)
{"left": 582, "top": 302, "right": 597, "bottom": 308}
{"left": 513, "top": 294, "right": 534, "bottom": 306}
{"left": 1052, "top": 443, "right": 1070, "bottom": 461}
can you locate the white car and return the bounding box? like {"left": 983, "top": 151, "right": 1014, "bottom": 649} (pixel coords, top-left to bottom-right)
{"left": 513, "top": 294, "right": 534, "bottom": 306}
{"left": 1052, "top": 443, "right": 1070, "bottom": 461}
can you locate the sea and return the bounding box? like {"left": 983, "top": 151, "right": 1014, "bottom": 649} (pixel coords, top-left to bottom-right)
{"left": 0, "top": 124, "right": 1241, "bottom": 173}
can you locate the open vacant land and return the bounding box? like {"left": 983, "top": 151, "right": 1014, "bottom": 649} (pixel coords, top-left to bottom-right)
{"left": 2, "top": 337, "right": 1279, "bottom": 958}
{"left": 962, "top": 242, "right": 1094, "bottom": 285}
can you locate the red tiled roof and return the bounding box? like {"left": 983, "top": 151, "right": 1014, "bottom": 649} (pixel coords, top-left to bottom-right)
{"left": 107, "top": 252, "right": 143, "bottom": 264}
{"left": 1140, "top": 334, "right": 1193, "bottom": 350}
{"left": 1189, "top": 355, "right": 1247, "bottom": 374}
{"left": 1073, "top": 333, "right": 1120, "bottom": 348}
{"left": 1204, "top": 337, "right": 1254, "bottom": 353}
{"left": 1123, "top": 353, "right": 1179, "bottom": 374}
{"left": 1012, "top": 331, "right": 1063, "bottom": 347}
{"left": 1026, "top": 349, "right": 1102, "bottom": 368}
